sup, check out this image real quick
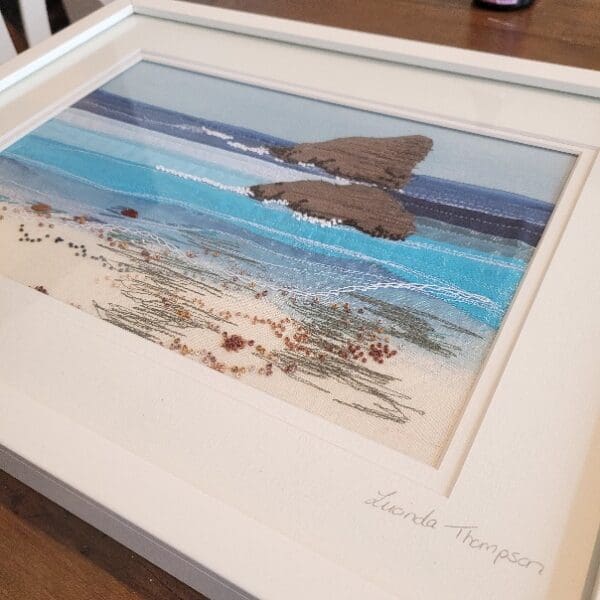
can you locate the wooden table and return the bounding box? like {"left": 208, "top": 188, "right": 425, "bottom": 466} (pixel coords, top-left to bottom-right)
{"left": 200, "top": 0, "right": 600, "bottom": 69}
{"left": 1, "top": 1, "right": 598, "bottom": 599}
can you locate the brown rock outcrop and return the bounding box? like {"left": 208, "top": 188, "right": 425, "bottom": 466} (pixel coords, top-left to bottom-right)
{"left": 250, "top": 181, "right": 415, "bottom": 240}
{"left": 269, "top": 135, "right": 432, "bottom": 189}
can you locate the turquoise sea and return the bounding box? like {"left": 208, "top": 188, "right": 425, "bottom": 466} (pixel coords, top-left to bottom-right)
{"left": 0, "top": 100, "right": 547, "bottom": 332}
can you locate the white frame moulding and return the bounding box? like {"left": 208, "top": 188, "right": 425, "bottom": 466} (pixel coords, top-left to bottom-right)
{"left": 0, "top": 2, "right": 599, "bottom": 599}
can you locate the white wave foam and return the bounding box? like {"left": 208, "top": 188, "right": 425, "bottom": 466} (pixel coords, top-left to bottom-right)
{"left": 226, "top": 141, "right": 271, "bottom": 156}
{"left": 292, "top": 212, "right": 343, "bottom": 228}
{"left": 155, "top": 165, "right": 250, "bottom": 195}
{"left": 201, "top": 126, "right": 233, "bottom": 140}
{"left": 261, "top": 198, "right": 289, "bottom": 207}
{"left": 161, "top": 121, "right": 234, "bottom": 141}
{"left": 285, "top": 279, "right": 498, "bottom": 307}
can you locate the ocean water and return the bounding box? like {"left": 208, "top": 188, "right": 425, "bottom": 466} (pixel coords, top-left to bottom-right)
{"left": 0, "top": 91, "right": 558, "bottom": 332}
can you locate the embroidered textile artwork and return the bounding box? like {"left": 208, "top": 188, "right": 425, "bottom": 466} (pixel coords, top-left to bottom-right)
{"left": 0, "top": 62, "right": 575, "bottom": 465}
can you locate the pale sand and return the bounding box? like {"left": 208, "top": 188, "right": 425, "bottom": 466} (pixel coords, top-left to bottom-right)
{"left": 0, "top": 201, "right": 486, "bottom": 466}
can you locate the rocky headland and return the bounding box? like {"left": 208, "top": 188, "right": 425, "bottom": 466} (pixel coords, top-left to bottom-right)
{"left": 253, "top": 135, "right": 432, "bottom": 240}
{"left": 269, "top": 135, "right": 432, "bottom": 189}
{"left": 250, "top": 181, "right": 415, "bottom": 240}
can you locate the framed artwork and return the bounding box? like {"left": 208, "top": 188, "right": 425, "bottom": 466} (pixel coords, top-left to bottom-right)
{"left": 0, "top": 2, "right": 599, "bottom": 599}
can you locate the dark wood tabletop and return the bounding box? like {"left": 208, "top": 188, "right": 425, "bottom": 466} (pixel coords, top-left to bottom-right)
{"left": 1, "top": 1, "right": 599, "bottom": 599}
{"left": 200, "top": 0, "right": 600, "bottom": 70}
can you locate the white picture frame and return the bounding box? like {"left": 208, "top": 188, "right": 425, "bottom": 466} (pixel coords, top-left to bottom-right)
{"left": 0, "top": 2, "right": 599, "bottom": 598}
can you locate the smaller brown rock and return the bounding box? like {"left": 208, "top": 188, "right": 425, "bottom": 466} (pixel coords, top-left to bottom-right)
{"left": 120, "top": 208, "right": 138, "bottom": 218}
{"left": 31, "top": 203, "right": 51, "bottom": 214}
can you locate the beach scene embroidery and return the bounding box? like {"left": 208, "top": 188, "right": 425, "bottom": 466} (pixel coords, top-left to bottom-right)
{"left": 0, "top": 61, "right": 575, "bottom": 466}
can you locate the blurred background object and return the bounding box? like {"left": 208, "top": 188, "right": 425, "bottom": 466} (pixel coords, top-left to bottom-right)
{"left": 0, "top": 0, "right": 110, "bottom": 61}
{"left": 473, "top": 0, "right": 534, "bottom": 9}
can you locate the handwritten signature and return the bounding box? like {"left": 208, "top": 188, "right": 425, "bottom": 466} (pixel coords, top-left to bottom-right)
{"left": 365, "top": 490, "right": 544, "bottom": 575}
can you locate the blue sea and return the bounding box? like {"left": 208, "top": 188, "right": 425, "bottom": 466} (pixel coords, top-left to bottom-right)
{"left": 0, "top": 88, "right": 557, "bottom": 334}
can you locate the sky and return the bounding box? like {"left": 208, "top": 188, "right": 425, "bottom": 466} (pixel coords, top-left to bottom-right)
{"left": 102, "top": 61, "right": 575, "bottom": 204}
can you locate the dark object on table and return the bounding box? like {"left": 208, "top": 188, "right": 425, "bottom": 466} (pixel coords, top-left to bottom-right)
{"left": 473, "top": 0, "right": 534, "bottom": 9}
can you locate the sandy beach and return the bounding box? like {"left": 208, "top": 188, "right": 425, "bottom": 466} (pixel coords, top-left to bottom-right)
{"left": 0, "top": 199, "right": 487, "bottom": 466}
